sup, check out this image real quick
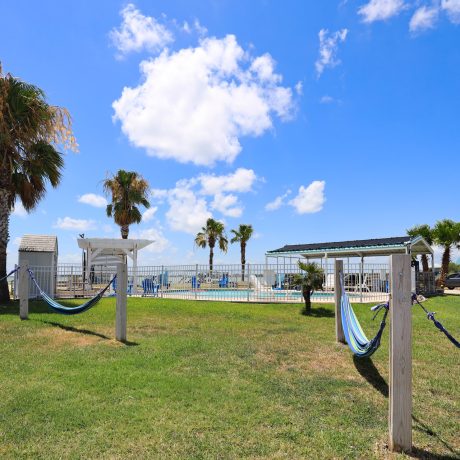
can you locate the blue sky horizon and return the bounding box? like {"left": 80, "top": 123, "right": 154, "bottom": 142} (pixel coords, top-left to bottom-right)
{"left": 1, "top": 0, "right": 459, "bottom": 269}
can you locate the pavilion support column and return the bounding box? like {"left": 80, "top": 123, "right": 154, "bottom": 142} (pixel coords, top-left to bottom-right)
{"left": 334, "top": 259, "right": 346, "bottom": 344}
{"left": 389, "top": 254, "right": 412, "bottom": 453}
{"left": 116, "top": 259, "right": 128, "bottom": 342}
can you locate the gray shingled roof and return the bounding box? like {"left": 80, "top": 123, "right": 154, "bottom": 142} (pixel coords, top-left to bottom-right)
{"left": 19, "top": 235, "right": 58, "bottom": 252}
{"left": 267, "top": 237, "right": 410, "bottom": 254}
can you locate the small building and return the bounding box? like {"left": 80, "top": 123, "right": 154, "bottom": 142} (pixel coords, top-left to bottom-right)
{"left": 18, "top": 235, "right": 58, "bottom": 297}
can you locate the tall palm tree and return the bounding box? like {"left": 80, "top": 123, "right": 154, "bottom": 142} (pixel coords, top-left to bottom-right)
{"left": 103, "top": 170, "right": 150, "bottom": 239}
{"left": 407, "top": 224, "right": 433, "bottom": 272}
{"left": 195, "top": 218, "right": 228, "bottom": 271}
{"left": 230, "top": 224, "right": 253, "bottom": 281}
{"left": 293, "top": 261, "right": 324, "bottom": 315}
{"left": 432, "top": 219, "right": 460, "bottom": 286}
{"left": 0, "top": 67, "right": 75, "bottom": 301}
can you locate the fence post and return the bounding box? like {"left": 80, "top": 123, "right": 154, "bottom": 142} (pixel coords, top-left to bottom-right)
{"left": 19, "top": 262, "right": 29, "bottom": 320}
{"left": 389, "top": 254, "right": 412, "bottom": 453}
{"left": 116, "top": 260, "right": 128, "bottom": 342}
{"left": 195, "top": 264, "right": 198, "bottom": 300}
{"left": 247, "top": 263, "right": 250, "bottom": 302}
{"left": 334, "top": 259, "right": 346, "bottom": 344}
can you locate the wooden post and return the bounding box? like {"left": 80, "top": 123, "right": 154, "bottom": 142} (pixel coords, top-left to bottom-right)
{"left": 334, "top": 259, "right": 346, "bottom": 343}
{"left": 116, "top": 260, "right": 127, "bottom": 342}
{"left": 389, "top": 254, "right": 412, "bottom": 453}
{"left": 19, "top": 262, "right": 29, "bottom": 320}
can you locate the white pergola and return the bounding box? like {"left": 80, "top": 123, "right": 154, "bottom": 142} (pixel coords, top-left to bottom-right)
{"left": 77, "top": 238, "right": 153, "bottom": 295}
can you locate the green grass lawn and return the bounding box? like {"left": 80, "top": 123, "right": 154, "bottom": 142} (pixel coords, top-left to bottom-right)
{"left": 0, "top": 296, "right": 458, "bottom": 459}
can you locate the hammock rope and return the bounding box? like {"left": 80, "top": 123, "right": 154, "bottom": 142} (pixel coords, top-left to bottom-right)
{"left": 28, "top": 269, "right": 116, "bottom": 316}
{"left": 340, "top": 273, "right": 389, "bottom": 358}
{"left": 0, "top": 267, "right": 20, "bottom": 283}
{"left": 412, "top": 294, "right": 460, "bottom": 349}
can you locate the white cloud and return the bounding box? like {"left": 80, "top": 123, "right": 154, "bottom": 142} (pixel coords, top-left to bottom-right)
{"left": 198, "top": 168, "right": 258, "bottom": 195}
{"left": 265, "top": 190, "right": 291, "bottom": 211}
{"left": 289, "top": 181, "right": 326, "bottom": 214}
{"left": 110, "top": 3, "right": 173, "bottom": 56}
{"left": 442, "top": 0, "right": 460, "bottom": 23}
{"left": 142, "top": 206, "right": 158, "bottom": 222}
{"left": 315, "top": 29, "right": 348, "bottom": 77}
{"left": 12, "top": 237, "right": 22, "bottom": 246}
{"left": 410, "top": 6, "right": 439, "bottom": 32}
{"left": 12, "top": 201, "right": 27, "bottom": 218}
{"left": 54, "top": 217, "right": 96, "bottom": 231}
{"left": 320, "top": 95, "right": 335, "bottom": 104}
{"left": 358, "top": 0, "right": 406, "bottom": 23}
{"left": 78, "top": 193, "right": 108, "bottom": 208}
{"left": 211, "top": 193, "right": 243, "bottom": 217}
{"left": 59, "top": 253, "right": 82, "bottom": 264}
{"left": 295, "top": 81, "right": 303, "bottom": 96}
{"left": 137, "top": 227, "right": 171, "bottom": 253}
{"left": 113, "top": 34, "right": 294, "bottom": 166}
{"left": 166, "top": 184, "right": 212, "bottom": 234}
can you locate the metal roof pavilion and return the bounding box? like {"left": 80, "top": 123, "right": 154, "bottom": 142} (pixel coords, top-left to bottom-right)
{"left": 266, "top": 236, "right": 433, "bottom": 260}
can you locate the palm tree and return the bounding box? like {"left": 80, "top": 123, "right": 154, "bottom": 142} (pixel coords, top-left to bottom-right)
{"left": 0, "top": 67, "right": 76, "bottom": 301}
{"left": 230, "top": 224, "right": 253, "bottom": 281}
{"left": 195, "top": 218, "right": 228, "bottom": 271}
{"left": 407, "top": 224, "right": 433, "bottom": 272}
{"left": 103, "top": 170, "right": 150, "bottom": 239}
{"left": 432, "top": 219, "right": 460, "bottom": 286}
{"left": 293, "top": 261, "right": 324, "bottom": 315}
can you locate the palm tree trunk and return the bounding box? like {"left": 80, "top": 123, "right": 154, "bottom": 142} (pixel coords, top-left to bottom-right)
{"left": 209, "top": 245, "right": 214, "bottom": 272}
{"left": 421, "top": 254, "right": 429, "bottom": 272}
{"left": 301, "top": 285, "right": 311, "bottom": 315}
{"left": 241, "top": 242, "right": 246, "bottom": 282}
{"left": 121, "top": 225, "right": 129, "bottom": 239}
{"left": 440, "top": 245, "right": 451, "bottom": 286}
{"left": 0, "top": 186, "right": 11, "bottom": 301}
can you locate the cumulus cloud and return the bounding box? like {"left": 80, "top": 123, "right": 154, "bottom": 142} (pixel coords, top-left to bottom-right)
{"left": 410, "top": 6, "right": 439, "bottom": 32}
{"left": 442, "top": 0, "right": 460, "bottom": 23}
{"left": 265, "top": 190, "right": 291, "bottom": 211}
{"left": 12, "top": 201, "right": 27, "bottom": 218}
{"left": 198, "top": 168, "right": 258, "bottom": 195}
{"left": 110, "top": 3, "right": 173, "bottom": 56}
{"left": 211, "top": 193, "right": 243, "bottom": 217}
{"left": 78, "top": 193, "right": 108, "bottom": 208}
{"left": 358, "top": 0, "right": 406, "bottom": 23}
{"left": 315, "top": 29, "right": 348, "bottom": 77}
{"left": 320, "top": 95, "right": 335, "bottom": 104}
{"left": 137, "top": 227, "right": 171, "bottom": 253}
{"left": 289, "top": 181, "right": 326, "bottom": 214}
{"left": 142, "top": 206, "right": 158, "bottom": 222}
{"left": 165, "top": 184, "right": 212, "bottom": 234}
{"left": 54, "top": 217, "right": 96, "bottom": 231}
{"left": 113, "top": 35, "right": 294, "bottom": 166}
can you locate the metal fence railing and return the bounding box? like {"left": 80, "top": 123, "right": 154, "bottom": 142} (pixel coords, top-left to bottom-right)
{"left": 14, "top": 262, "right": 392, "bottom": 304}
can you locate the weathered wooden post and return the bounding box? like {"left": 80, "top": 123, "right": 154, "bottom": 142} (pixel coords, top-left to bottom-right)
{"left": 19, "top": 261, "right": 29, "bottom": 320}
{"left": 389, "top": 254, "right": 412, "bottom": 453}
{"left": 334, "top": 259, "right": 346, "bottom": 343}
{"left": 116, "top": 259, "right": 128, "bottom": 342}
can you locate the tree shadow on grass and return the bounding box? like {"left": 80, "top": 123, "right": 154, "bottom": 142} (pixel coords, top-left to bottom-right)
{"left": 353, "top": 355, "right": 389, "bottom": 397}
{"left": 40, "top": 321, "right": 139, "bottom": 346}
{"left": 301, "top": 307, "right": 335, "bottom": 318}
{"left": 0, "top": 301, "right": 50, "bottom": 315}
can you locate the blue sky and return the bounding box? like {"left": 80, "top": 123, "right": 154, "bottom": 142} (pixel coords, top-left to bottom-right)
{"left": 1, "top": 0, "right": 459, "bottom": 268}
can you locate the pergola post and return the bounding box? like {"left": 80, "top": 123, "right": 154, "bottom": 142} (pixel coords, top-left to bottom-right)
{"left": 334, "top": 259, "right": 345, "bottom": 343}
{"left": 116, "top": 259, "right": 128, "bottom": 342}
{"left": 19, "top": 261, "right": 29, "bottom": 320}
{"left": 389, "top": 254, "right": 412, "bottom": 453}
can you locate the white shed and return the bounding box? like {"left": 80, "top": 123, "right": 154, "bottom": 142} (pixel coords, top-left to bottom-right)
{"left": 18, "top": 235, "right": 58, "bottom": 298}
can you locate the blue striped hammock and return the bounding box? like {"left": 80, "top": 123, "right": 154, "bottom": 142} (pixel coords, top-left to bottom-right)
{"left": 340, "top": 275, "right": 389, "bottom": 358}
{"left": 28, "top": 269, "right": 116, "bottom": 315}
